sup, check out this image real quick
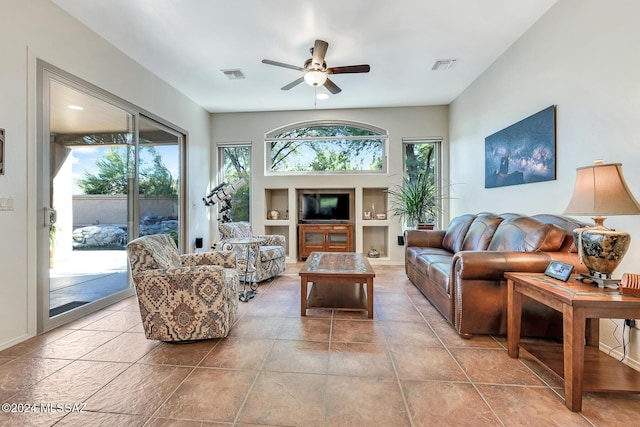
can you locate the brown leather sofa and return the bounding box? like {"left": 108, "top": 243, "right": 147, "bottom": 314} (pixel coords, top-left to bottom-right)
{"left": 404, "top": 213, "right": 588, "bottom": 338}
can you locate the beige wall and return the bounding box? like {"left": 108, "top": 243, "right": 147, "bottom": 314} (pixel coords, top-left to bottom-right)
{"left": 210, "top": 106, "right": 449, "bottom": 264}
{"left": 449, "top": 0, "right": 640, "bottom": 368}
{"left": 0, "top": 0, "right": 211, "bottom": 349}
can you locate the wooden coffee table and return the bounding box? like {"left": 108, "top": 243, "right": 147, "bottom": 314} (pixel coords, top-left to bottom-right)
{"left": 299, "top": 252, "right": 375, "bottom": 318}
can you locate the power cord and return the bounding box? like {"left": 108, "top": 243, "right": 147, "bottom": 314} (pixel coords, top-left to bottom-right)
{"left": 607, "top": 320, "right": 630, "bottom": 362}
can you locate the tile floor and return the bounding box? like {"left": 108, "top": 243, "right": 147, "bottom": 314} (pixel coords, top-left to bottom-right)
{"left": 1, "top": 264, "right": 639, "bottom": 426}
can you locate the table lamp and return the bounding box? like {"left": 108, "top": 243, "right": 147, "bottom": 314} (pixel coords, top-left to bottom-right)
{"left": 563, "top": 161, "right": 640, "bottom": 287}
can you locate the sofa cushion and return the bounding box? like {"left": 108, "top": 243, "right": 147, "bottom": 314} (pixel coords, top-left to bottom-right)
{"left": 406, "top": 247, "right": 451, "bottom": 265}
{"left": 260, "top": 245, "right": 285, "bottom": 262}
{"left": 487, "top": 216, "right": 567, "bottom": 252}
{"left": 442, "top": 214, "right": 476, "bottom": 253}
{"left": 461, "top": 213, "right": 503, "bottom": 251}
{"left": 429, "top": 262, "right": 452, "bottom": 293}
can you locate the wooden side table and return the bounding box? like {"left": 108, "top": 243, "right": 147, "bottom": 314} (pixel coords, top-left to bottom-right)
{"left": 506, "top": 272, "right": 640, "bottom": 412}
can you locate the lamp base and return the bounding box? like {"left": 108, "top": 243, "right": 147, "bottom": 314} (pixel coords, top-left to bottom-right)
{"left": 575, "top": 271, "right": 620, "bottom": 289}
{"left": 572, "top": 220, "right": 631, "bottom": 280}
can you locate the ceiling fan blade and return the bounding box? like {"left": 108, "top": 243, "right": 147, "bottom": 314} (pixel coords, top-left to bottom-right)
{"left": 324, "top": 78, "right": 341, "bottom": 94}
{"left": 326, "top": 64, "right": 371, "bottom": 74}
{"left": 281, "top": 77, "right": 305, "bottom": 90}
{"left": 262, "top": 59, "right": 304, "bottom": 71}
{"left": 312, "top": 39, "right": 329, "bottom": 68}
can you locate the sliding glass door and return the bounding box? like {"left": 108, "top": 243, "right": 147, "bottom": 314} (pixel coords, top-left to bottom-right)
{"left": 138, "top": 116, "right": 183, "bottom": 250}
{"left": 38, "top": 63, "right": 185, "bottom": 332}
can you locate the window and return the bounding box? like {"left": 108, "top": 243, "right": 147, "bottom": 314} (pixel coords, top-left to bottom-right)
{"left": 218, "top": 144, "right": 251, "bottom": 221}
{"left": 266, "top": 121, "right": 387, "bottom": 174}
{"left": 403, "top": 138, "right": 443, "bottom": 225}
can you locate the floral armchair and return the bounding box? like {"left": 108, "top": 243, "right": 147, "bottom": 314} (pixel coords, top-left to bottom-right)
{"left": 217, "top": 221, "right": 286, "bottom": 282}
{"left": 126, "top": 233, "right": 239, "bottom": 341}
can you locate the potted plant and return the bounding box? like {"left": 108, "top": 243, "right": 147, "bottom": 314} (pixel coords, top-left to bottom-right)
{"left": 386, "top": 172, "right": 441, "bottom": 229}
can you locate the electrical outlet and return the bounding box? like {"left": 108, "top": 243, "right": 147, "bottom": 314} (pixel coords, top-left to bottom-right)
{"left": 194, "top": 237, "right": 203, "bottom": 249}
{"left": 625, "top": 319, "right": 636, "bottom": 328}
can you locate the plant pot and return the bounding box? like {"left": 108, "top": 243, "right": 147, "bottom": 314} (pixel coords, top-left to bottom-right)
{"left": 416, "top": 223, "right": 434, "bottom": 230}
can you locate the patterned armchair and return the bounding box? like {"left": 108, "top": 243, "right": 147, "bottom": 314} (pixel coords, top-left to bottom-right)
{"left": 126, "top": 234, "right": 239, "bottom": 341}
{"left": 217, "top": 221, "right": 286, "bottom": 282}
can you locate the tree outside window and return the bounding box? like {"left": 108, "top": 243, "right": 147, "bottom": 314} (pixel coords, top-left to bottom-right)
{"left": 219, "top": 145, "right": 251, "bottom": 222}
{"left": 266, "top": 123, "right": 387, "bottom": 173}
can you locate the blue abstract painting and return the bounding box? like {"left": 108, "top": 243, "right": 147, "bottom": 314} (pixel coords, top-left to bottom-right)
{"left": 485, "top": 106, "right": 556, "bottom": 188}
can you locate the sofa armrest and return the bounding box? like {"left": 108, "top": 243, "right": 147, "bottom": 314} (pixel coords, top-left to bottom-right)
{"left": 255, "top": 234, "right": 286, "bottom": 247}
{"left": 404, "top": 229, "right": 446, "bottom": 248}
{"left": 180, "top": 251, "right": 237, "bottom": 268}
{"left": 452, "top": 251, "right": 552, "bottom": 280}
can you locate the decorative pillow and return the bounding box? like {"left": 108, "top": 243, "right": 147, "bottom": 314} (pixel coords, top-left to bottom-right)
{"left": 487, "top": 216, "right": 566, "bottom": 252}
{"left": 442, "top": 214, "right": 476, "bottom": 253}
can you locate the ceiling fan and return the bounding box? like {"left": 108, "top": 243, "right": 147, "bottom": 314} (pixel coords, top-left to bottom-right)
{"left": 262, "top": 39, "right": 370, "bottom": 94}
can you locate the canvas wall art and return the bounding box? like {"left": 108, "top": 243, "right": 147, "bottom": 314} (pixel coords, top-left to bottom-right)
{"left": 484, "top": 105, "right": 556, "bottom": 188}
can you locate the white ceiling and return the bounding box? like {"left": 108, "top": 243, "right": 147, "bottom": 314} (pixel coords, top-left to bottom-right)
{"left": 52, "top": 0, "right": 557, "bottom": 113}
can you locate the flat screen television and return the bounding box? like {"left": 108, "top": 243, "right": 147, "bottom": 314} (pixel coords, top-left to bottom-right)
{"left": 301, "top": 193, "right": 350, "bottom": 222}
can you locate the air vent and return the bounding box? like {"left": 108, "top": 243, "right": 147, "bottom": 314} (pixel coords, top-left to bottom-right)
{"left": 431, "top": 59, "right": 457, "bottom": 71}
{"left": 221, "top": 69, "right": 246, "bottom": 80}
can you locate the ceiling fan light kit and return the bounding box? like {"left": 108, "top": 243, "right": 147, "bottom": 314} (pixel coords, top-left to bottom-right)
{"left": 304, "top": 70, "right": 327, "bottom": 86}
{"left": 262, "top": 39, "right": 370, "bottom": 95}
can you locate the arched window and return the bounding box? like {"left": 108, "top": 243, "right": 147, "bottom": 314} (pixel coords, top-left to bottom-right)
{"left": 265, "top": 121, "right": 388, "bottom": 174}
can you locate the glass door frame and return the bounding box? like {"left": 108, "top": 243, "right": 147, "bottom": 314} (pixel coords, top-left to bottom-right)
{"left": 36, "top": 61, "right": 187, "bottom": 332}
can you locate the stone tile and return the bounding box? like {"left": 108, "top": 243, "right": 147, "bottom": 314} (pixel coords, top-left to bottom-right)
{"left": 331, "top": 319, "right": 385, "bottom": 343}
{"left": 9, "top": 360, "right": 129, "bottom": 404}
{"left": 0, "top": 358, "right": 72, "bottom": 401}
{"left": 80, "top": 332, "right": 160, "bottom": 363}
{"left": 0, "top": 409, "right": 66, "bottom": 427}
{"left": 477, "top": 384, "right": 592, "bottom": 425}
{"left": 139, "top": 340, "right": 219, "bottom": 367}
{"left": 81, "top": 311, "right": 143, "bottom": 332}
{"left": 389, "top": 344, "right": 469, "bottom": 382}
{"left": 156, "top": 368, "right": 256, "bottom": 423}
{"left": 581, "top": 391, "right": 640, "bottom": 426}
{"left": 54, "top": 412, "right": 148, "bottom": 426}
{"left": 146, "top": 418, "right": 213, "bottom": 427}
{"left": 277, "top": 317, "right": 331, "bottom": 342}
{"left": 402, "top": 380, "right": 501, "bottom": 426}
{"left": 238, "top": 371, "right": 326, "bottom": 426}
{"left": 430, "top": 318, "right": 503, "bottom": 348}
{"left": 0, "top": 328, "right": 74, "bottom": 357}
{"left": 227, "top": 315, "right": 285, "bottom": 339}
{"left": 3, "top": 264, "right": 640, "bottom": 426}
{"left": 106, "top": 296, "right": 139, "bottom": 311}
{"left": 380, "top": 320, "right": 442, "bottom": 347}
{"left": 28, "top": 330, "right": 121, "bottom": 360}
{"left": 199, "top": 337, "right": 273, "bottom": 370}
{"left": 450, "top": 347, "right": 545, "bottom": 386}
{"left": 325, "top": 376, "right": 411, "bottom": 426}
{"left": 262, "top": 340, "right": 329, "bottom": 374}
{"left": 60, "top": 308, "right": 118, "bottom": 330}
{"left": 84, "top": 364, "right": 191, "bottom": 415}
{"left": 328, "top": 342, "right": 395, "bottom": 378}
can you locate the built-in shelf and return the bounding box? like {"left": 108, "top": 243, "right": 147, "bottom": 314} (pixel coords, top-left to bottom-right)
{"left": 265, "top": 188, "right": 289, "bottom": 220}
{"left": 261, "top": 186, "right": 396, "bottom": 262}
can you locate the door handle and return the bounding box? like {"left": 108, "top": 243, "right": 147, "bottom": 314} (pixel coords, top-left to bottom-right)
{"left": 44, "top": 207, "right": 57, "bottom": 227}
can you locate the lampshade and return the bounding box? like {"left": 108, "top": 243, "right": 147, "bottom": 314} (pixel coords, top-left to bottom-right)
{"left": 563, "top": 162, "right": 640, "bottom": 286}
{"left": 304, "top": 70, "right": 327, "bottom": 87}
{"left": 563, "top": 162, "right": 640, "bottom": 216}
